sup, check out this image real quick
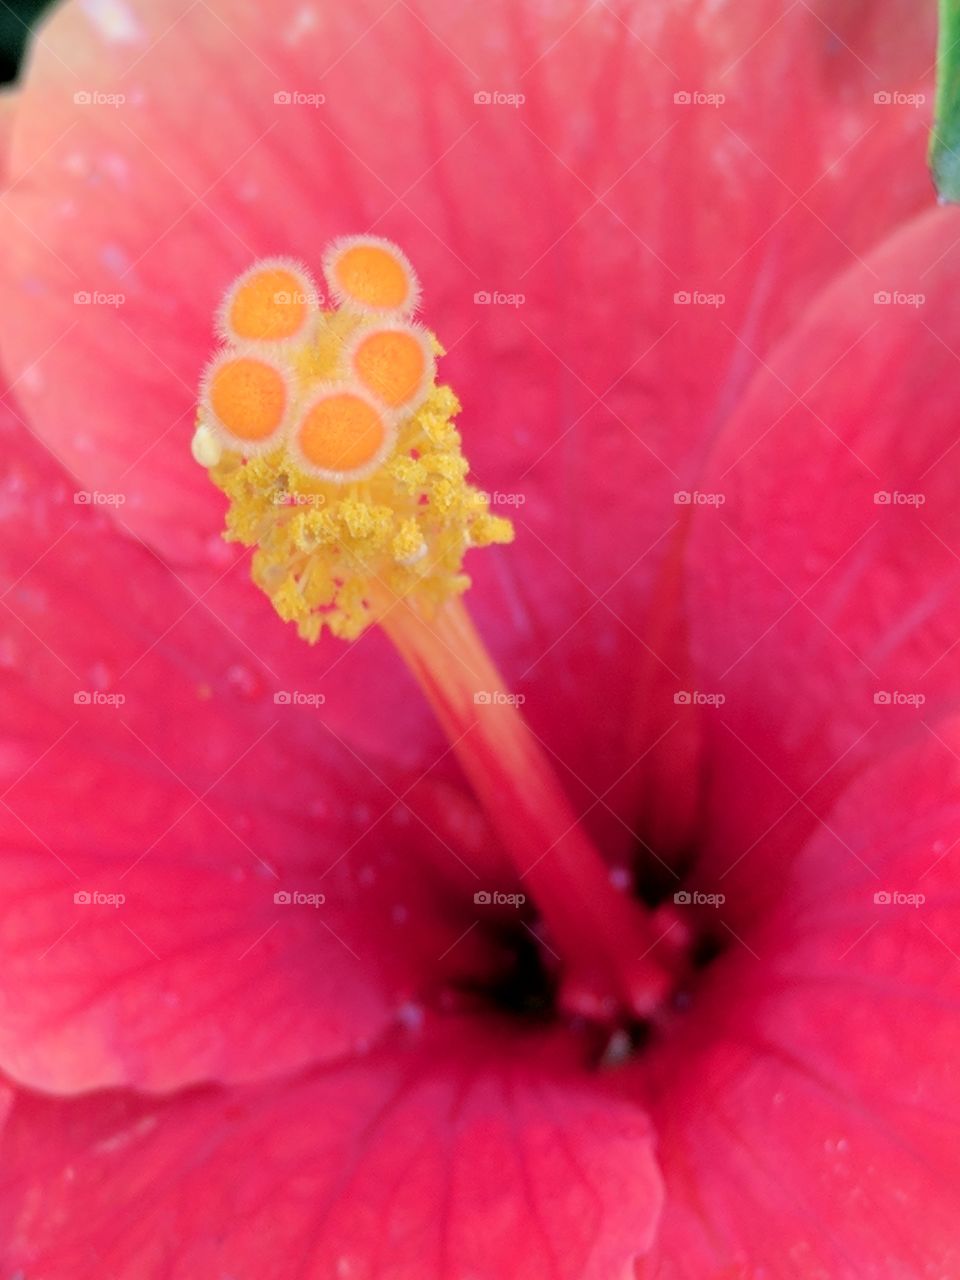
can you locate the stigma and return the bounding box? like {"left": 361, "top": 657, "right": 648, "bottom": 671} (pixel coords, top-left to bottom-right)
{"left": 194, "top": 240, "right": 677, "bottom": 1021}
{"left": 193, "top": 238, "right": 514, "bottom": 641}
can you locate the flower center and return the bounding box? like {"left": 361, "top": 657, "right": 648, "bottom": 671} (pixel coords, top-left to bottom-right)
{"left": 193, "top": 238, "right": 512, "bottom": 641}
{"left": 193, "top": 237, "right": 684, "bottom": 1026}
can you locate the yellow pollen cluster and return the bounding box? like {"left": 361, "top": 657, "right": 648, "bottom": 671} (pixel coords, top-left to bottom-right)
{"left": 193, "top": 236, "right": 514, "bottom": 641}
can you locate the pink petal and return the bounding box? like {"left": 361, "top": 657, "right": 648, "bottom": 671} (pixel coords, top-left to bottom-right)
{"left": 635, "top": 724, "right": 960, "bottom": 1277}
{"left": 0, "top": 418, "right": 496, "bottom": 1091}
{"left": 685, "top": 206, "right": 960, "bottom": 904}
{"left": 0, "top": 1019, "right": 662, "bottom": 1279}
{"left": 0, "top": 88, "right": 18, "bottom": 180}
{"left": 0, "top": 0, "right": 937, "bottom": 835}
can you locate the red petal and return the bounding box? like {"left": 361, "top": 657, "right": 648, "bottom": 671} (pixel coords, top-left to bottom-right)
{"left": 0, "top": 1020, "right": 662, "bottom": 1279}
{"left": 635, "top": 725, "right": 960, "bottom": 1277}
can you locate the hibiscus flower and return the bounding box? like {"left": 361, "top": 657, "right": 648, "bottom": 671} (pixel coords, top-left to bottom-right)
{"left": 0, "top": 0, "right": 958, "bottom": 1274}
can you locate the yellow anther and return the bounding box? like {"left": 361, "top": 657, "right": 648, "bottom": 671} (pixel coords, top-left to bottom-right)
{"left": 420, "top": 451, "right": 468, "bottom": 481}
{"left": 194, "top": 238, "right": 513, "bottom": 642}
{"left": 470, "top": 513, "right": 515, "bottom": 546}
{"left": 392, "top": 518, "right": 428, "bottom": 566}
{"left": 201, "top": 350, "right": 291, "bottom": 452}
{"left": 388, "top": 455, "right": 428, "bottom": 490}
{"left": 346, "top": 321, "right": 434, "bottom": 413}
{"left": 219, "top": 257, "right": 318, "bottom": 344}
{"left": 322, "top": 235, "right": 420, "bottom": 315}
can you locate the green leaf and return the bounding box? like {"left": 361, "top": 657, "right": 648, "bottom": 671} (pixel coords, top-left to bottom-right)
{"left": 931, "top": 0, "right": 960, "bottom": 201}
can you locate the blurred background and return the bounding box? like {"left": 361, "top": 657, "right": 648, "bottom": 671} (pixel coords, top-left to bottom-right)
{"left": 1, "top": 0, "right": 53, "bottom": 84}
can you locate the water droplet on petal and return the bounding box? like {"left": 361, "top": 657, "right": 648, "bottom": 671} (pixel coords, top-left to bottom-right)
{"left": 0, "top": 636, "right": 17, "bottom": 670}
{"left": 79, "top": 0, "right": 144, "bottom": 44}
{"left": 231, "top": 811, "right": 253, "bottom": 836}
{"left": 225, "top": 664, "right": 262, "bottom": 699}
{"left": 88, "top": 660, "right": 112, "bottom": 690}
{"left": 396, "top": 1001, "right": 423, "bottom": 1029}
{"left": 204, "top": 533, "right": 234, "bottom": 568}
